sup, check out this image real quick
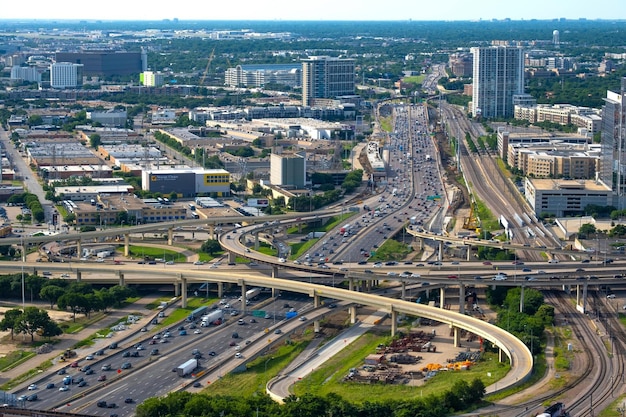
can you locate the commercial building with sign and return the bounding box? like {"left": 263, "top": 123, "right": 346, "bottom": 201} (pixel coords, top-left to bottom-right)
{"left": 142, "top": 168, "right": 231, "bottom": 197}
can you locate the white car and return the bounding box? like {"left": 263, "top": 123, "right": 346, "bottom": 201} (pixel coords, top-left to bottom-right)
{"left": 27, "top": 384, "right": 37, "bottom": 390}
{"left": 235, "top": 352, "right": 243, "bottom": 359}
{"left": 387, "top": 272, "right": 398, "bottom": 276}
{"left": 193, "top": 329, "right": 202, "bottom": 334}
{"left": 492, "top": 274, "right": 508, "bottom": 281}
{"left": 193, "top": 261, "right": 205, "bottom": 265}
{"left": 59, "top": 386, "right": 69, "bottom": 392}
{"left": 278, "top": 258, "right": 286, "bottom": 263}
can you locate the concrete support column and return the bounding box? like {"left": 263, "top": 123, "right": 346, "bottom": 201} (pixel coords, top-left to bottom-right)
{"left": 240, "top": 281, "right": 247, "bottom": 314}
{"left": 272, "top": 266, "right": 278, "bottom": 279}
{"left": 124, "top": 234, "right": 130, "bottom": 257}
{"left": 401, "top": 282, "right": 406, "bottom": 300}
{"left": 417, "top": 237, "right": 424, "bottom": 251}
{"left": 349, "top": 306, "right": 357, "bottom": 324}
{"left": 466, "top": 246, "right": 472, "bottom": 261}
{"left": 438, "top": 241, "right": 443, "bottom": 261}
{"left": 118, "top": 272, "right": 125, "bottom": 287}
{"left": 582, "top": 283, "right": 588, "bottom": 313}
{"left": 217, "top": 282, "right": 224, "bottom": 298}
{"left": 167, "top": 227, "right": 173, "bottom": 246}
{"left": 209, "top": 225, "right": 215, "bottom": 240}
{"left": 453, "top": 326, "right": 460, "bottom": 347}
{"left": 390, "top": 310, "right": 397, "bottom": 337}
{"left": 76, "top": 240, "right": 82, "bottom": 259}
{"left": 313, "top": 294, "right": 320, "bottom": 333}
{"left": 174, "top": 281, "right": 180, "bottom": 297}
{"left": 349, "top": 278, "right": 355, "bottom": 291}
{"left": 228, "top": 251, "right": 236, "bottom": 263}
{"left": 519, "top": 285, "right": 525, "bottom": 313}
{"left": 272, "top": 287, "right": 279, "bottom": 298}
{"left": 439, "top": 287, "right": 445, "bottom": 309}
{"left": 498, "top": 348, "right": 504, "bottom": 363}
{"left": 181, "top": 277, "right": 187, "bottom": 308}
{"left": 458, "top": 283, "right": 465, "bottom": 314}
{"left": 254, "top": 232, "right": 260, "bottom": 250}
{"left": 76, "top": 271, "right": 82, "bottom": 282}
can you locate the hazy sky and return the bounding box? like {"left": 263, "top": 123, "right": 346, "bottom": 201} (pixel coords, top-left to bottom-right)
{"left": 3, "top": 0, "right": 625, "bottom": 21}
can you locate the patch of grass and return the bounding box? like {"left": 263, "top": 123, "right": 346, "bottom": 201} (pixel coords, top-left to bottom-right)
{"left": 474, "top": 197, "right": 500, "bottom": 231}
{"left": 370, "top": 239, "right": 412, "bottom": 262}
{"left": 403, "top": 75, "right": 426, "bottom": 84}
{"left": 0, "top": 350, "right": 36, "bottom": 372}
{"left": 158, "top": 298, "right": 217, "bottom": 328}
{"left": 256, "top": 242, "right": 277, "bottom": 257}
{"left": 58, "top": 312, "right": 106, "bottom": 334}
{"left": 290, "top": 239, "right": 318, "bottom": 259}
{"left": 72, "top": 314, "right": 142, "bottom": 349}
{"left": 0, "top": 358, "right": 53, "bottom": 391}
{"left": 205, "top": 337, "right": 314, "bottom": 396}
{"left": 125, "top": 246, "right": 186, "bottom": 262}
{"left": 380, "top": 116, "right": 393, "bottom": 132}
{"left": 486, "top": 352, "right": 545, "bottom": 401}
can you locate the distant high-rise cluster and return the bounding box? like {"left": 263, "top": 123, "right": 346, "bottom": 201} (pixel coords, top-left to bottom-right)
{"left": 470, "top": 46, "right": 525, "bottom": 119}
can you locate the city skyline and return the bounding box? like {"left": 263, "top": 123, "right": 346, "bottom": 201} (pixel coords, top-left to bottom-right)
{"left": 2, "top": 0, "right": 625, "bottom": 22}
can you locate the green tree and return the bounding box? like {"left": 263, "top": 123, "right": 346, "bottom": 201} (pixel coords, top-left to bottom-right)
{"left": 201, "top": 239, "right": 222, "bottom": 255}
{"left": 40, "top": 285, "right": 65, "bottom": 308}
{"left": 89, "top": 134, "right": 102, "bottom": 149}
{"left": 578, "top": 223, "right": 597, "bottom": 238}
{"left": 17, "top": 306, "right": 55, "bottom": 342}
{"left": 57, "top": 292, "right": 88, "bottom": 322}
{"left": 0, "top": 308, "right": 23, "bottom": 340}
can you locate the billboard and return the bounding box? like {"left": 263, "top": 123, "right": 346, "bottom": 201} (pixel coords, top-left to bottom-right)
{"left": 247, "top": 198, "right": 270, "bottom": 208}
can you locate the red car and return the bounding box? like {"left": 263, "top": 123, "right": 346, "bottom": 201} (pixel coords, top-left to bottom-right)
{"left": 447, "top": 275, "right": 459, "bottom": 279}
{"left": 482, "top": 261, "right": 492, "bottom": 266}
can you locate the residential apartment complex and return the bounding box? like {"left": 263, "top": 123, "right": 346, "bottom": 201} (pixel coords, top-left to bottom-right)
{"left": 224, "top": 64, "right": 301, "bottom": 88}
{"left": 302, "top": 56, "right": 355, "bottom": 106}
{"left": 470, "top": 46, "right": 525, "bottom": 118}
{"left": 50, "top": 62, "right": 83, "bottom": 89}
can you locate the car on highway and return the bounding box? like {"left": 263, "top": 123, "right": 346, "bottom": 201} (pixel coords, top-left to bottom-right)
{"left": 27, "top": 384, "right": 37, "bottom": 390}
{"left": 59, "top": 386, "right": 69, "bottom": 392}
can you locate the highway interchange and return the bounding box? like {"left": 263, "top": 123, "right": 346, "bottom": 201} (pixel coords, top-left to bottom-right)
{"left": 4, "top": 102, "right": 624, "bottom": 416}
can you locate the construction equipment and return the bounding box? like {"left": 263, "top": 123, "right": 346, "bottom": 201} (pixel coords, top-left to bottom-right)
{"left": 200, "top": 47, "right": 216, "bottom": 86}
{"left": 463, "top": 201, "right": 480, "bottom": 231}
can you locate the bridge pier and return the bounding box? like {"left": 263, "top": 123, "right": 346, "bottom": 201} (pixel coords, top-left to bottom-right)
{"left": 240, "top": 281, "right": 247, "bottom": 314}
{"left": 167, "top": 227, "right": 173, "bottom": 246}
{"left": 390, "top": 310, "right": 397, "bottom": 337}
{"left": 466, "top": 245, "right": 472, "bottom": 261}
{"left": 452, "top": 325, "right": 460, "bottom": 347}
{"left": 254, "top": 232, "right": 260, "bottom": 250}
{"left": 519, "top": 285, "right": 525, "bottom": 313}
{"left": 174, "top": 280, "right": 180, "bottom": 297}
{"left": 458, "top": 283, "right": 465, "bottom": 314}
{"left": 228, "top": 251, "right": 236, "bottom": 263}
{"left": 217, "top": 282, "right": 224, "bottom": 298}
{"left": 76, "top": 271, "right": 81, "bottom": 282}
{"left": 313, "top": 294, "right": 320, "bottom": 333}
{"left": 124, "top": 234, "right": 130, "bottom": 257}
{"left": 349, "top": 278, "right": 355, "bottom": 291}
{"left": 118, "top": 272, "right": 125, "bottom": 287}
{"left": 439, "top": 287, "right": 445, "bottom": 309}
{"left": 180, "top": 277, "right": 187, "bottom": 308}
{"left": 416, "top": 237, "right": 424, "bottom": 251}
{"left": 576, "top": 283, "right": 588, "bottom": 313}
{"left": 272, "top": 266, "right": 278, "bottom": 279}
{"left": 401, "top": 282, "right": 406, "bottom": 300}
{"left": 209, "top": 225, "right": 215, "bottom": 240}
{"left": 438, "top": 241, "right": 443, "bottom": 261}
{"left": 76, "top": 240, "right": 82, "bottom": 259}
{"left": 349, "top": 306, "right": 357, "bottom": 324}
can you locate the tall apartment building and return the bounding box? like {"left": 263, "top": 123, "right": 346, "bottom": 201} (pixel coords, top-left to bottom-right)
{"left": 224, "top": 64, "right": 301, "bottom": 88}
{"left": 10, "top": 66, "right": 41, "bottom": 83}
{"left": 142, "top": 71, "right": 166, "bottom": 87}
{"left": 270, "top": 153, "right": 306, "bottom": 188}
{"left": 302, "top": 56, "right": 355, "bottom": 107}
{"left": 601, "top": 77, "right": 626, "bottom": 208}
{"left": 470, "top": 46, "right": 525, "bottom": 118}
{"left": 50, "top": 62, "right": 83, "bottom": 89}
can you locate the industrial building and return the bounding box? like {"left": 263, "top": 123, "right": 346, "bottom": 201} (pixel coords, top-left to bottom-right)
{"left": 470, "top": 46, "right": 525, "bottom": 118}
{"left": 141, "top": 168, "right": 231, "bottom": 197}
{"left": 54, "top": 50, "right": 146, "bottom": 77}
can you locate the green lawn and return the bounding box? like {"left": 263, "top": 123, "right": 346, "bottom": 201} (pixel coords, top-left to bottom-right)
{"left": 403, "top": 75, "right": 426, "bottom": 84}
{"left": 122, "top": 246, "right": 186, "bottom": 262}
{"left": 158, "top": 298, "right": 218, "bottom": 328}
{"left": 369, "top": 239, "right": 412, "bottom": 262}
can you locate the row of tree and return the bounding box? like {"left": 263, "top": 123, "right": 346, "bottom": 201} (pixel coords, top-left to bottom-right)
{"left": 136, "top": 381, "right": 485, "bottom": 417}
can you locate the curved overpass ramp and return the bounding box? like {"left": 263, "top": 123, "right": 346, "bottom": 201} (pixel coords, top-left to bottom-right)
{"left": 7, "top": 262, "right": 533, "bottom": 394}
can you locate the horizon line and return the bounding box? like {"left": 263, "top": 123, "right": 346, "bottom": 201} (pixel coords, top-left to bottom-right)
{"left": 1, "top": 18, "right": 625, "bottom": 23}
